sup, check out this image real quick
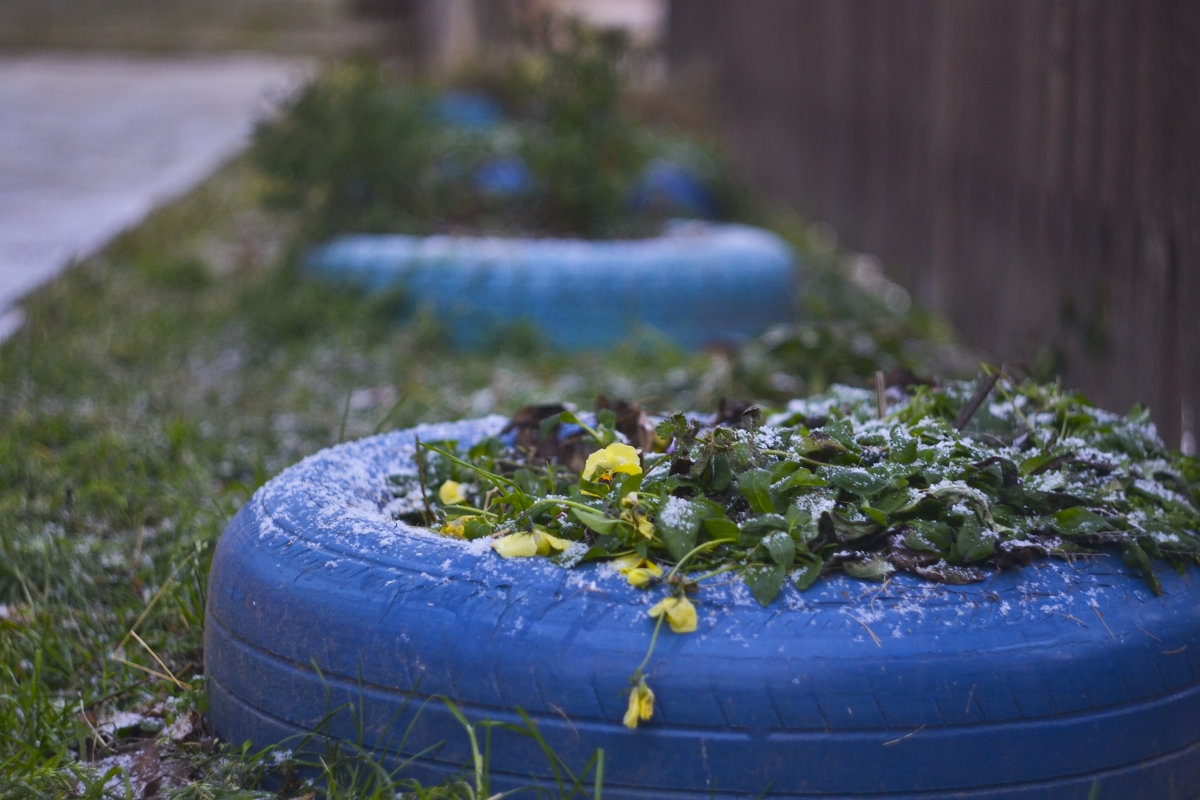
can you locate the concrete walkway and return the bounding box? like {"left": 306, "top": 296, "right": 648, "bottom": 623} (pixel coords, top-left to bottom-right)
{"left": 0, "top": 52, "right": 310, "bottom": 339}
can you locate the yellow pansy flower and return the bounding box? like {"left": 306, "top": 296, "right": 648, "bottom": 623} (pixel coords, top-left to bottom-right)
{"left": 611, "top": 553, "right": 662, "bottom": 587}
{"left": 582, "top": 443, "right": 642, "bottom": 483}
{"left": 492, "top": 529, "right": 572, "bottom": 558}
{"left": 437, "top": 480, "right": 467, "bottom": 506}
{"left": 622, "top": 676, "right": 655, "bottom": 729}
{"left": 648, "top": 595, "right": 698, "bottom": 633}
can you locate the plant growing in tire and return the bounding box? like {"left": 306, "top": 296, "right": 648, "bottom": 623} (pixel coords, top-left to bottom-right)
{"left": 393, "top": 371, "right": 1200, "bottom": 727}
{"left": 248, "top": 21, "right": 795, "bottom": 353}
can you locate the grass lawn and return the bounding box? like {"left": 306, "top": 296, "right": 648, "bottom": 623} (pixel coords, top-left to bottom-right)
{"left": 0, "top": 150, "right": 968, "bottom": 797}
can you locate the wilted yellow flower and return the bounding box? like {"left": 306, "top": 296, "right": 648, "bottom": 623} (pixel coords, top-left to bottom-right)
{"left": 492, "top": 529, "right": 572, "bottom": 558}
{"left": 622, "top": 676, "right": 655, "bottom": 729}
{"left": 582, "top": 443, "right": 642, "bottom": 483}
{"left": 492, "top": 532, "right": 538, "bottom": 557}
{"left": 620, "top": 508, "right": 655, "bottom": 539}
{"left": 533, "top": 529, "right": 572, "bottom": 555}
{"left": 611, "top": 553, "right": 662, "bottom": 587}
{"left": 441, "top": 515, "right": 487, "bottom": 539}
{"left": 437, "top": 480, "right": 467, "bottom": 506}
{"left": 648, "top": 595, "right": 698, "bottom": 633}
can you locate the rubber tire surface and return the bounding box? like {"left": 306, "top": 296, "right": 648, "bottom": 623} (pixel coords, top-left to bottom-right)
{"left": 205, "top": 418, "right": 1200, "bottom": 799}
{"left": 303, "top": 221, "right": 797, "bottom": 350}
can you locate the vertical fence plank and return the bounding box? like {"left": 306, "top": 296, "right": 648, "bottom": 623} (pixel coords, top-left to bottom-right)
{"left": 667, "top": 0, "right": 1198, "bottom": 448}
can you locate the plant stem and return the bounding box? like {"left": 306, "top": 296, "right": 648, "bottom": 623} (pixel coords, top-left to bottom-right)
{"left": 666, "top": 538, "right": 738, "bottom": 583}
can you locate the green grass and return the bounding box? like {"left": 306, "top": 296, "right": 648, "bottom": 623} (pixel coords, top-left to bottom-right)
{"left": 0, "top": 153, "right": 965, "bottom": 797}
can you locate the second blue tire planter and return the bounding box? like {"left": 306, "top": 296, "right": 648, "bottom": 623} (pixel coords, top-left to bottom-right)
{"left": 204, "top": 417, "right": 1200, "bottom": 798}
{"left": 304, "top": 221, "right": 797, "bottom": 350}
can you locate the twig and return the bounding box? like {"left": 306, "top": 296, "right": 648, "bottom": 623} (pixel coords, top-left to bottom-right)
{"left": 953, "top": 371, "right": 1001, "bottom": 430}
{"left": 1134, "top": 623, "right": 1163, "bottom": 643}
{"left": 875, "top": 370, "right": 887, "bottom": 420}
{"left": 849, "top": 614, "right": 882, "bottom": 647}
{"left": 114, "top": 551, "right": 195, "bottom": 654}
{"left": 883, "top": 723, "right": 927, "bottom": 746}
{"left": 337, "top": 389, "right": 353, "bottom": 443}
{"left": 1091, "top": 604, "right": 1115, "bottom": 639}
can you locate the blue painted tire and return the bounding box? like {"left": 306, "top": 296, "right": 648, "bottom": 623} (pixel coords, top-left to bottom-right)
{"left": 303, "top": 222, "right": 798, "bottom": 350}
{"left": 204, "top": 417, "right": 1200, "bottom": 799}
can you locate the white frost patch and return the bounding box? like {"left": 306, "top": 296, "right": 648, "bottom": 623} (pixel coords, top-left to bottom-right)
{"left": 658, "top": 495, "right": 698, "bottom": 530}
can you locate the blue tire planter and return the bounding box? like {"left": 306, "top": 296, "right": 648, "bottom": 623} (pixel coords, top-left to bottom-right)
{"left": 303, "top": 221, "right": 797, "bottom": 350}
{"left": 205, "top": 417, "right": 1200, "bottom": 799}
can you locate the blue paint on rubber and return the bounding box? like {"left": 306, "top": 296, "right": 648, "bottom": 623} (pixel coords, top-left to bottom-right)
{"left": 205, "top": 418, "right": 1200, "bottom": 798}
{"left": 629, "top": 159, "right": 720, "bottom": 219}
{"left": 429, "top": 90, "right": 505, "bottom": 130}
{"left": 303, "top": 221, "right": 798, "bottom": 350}
{"left": 473, "top": 156, "right": 533, "bottom": 196}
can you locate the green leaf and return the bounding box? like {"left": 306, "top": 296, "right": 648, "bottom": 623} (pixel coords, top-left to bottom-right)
{"left": 743, "top": 563, "right": 788, "bottom": 606}
{"left": 775, "top": 466, "right": 828, "bottom": 491}
{"left": 1045, "top": 507, "right": 1125, "bottom": 538}
{"left": 463, "top": 518, "right": 493, "bottom": 540}
{"left": 740, "top": 513, "right": 789, "bottom": 540}
{"left": 1122, "top": 540, "right": 1163, "bottom": 595}
{"left": 762, "top": 530, "right": 796, "bottom": 567}
{"left": 952, "top": 516, "right": 996, "bottom": 563}
{"left": 842, "top": 557, "right": 894, "bottom": 580}
{"left": 829, "top": 511, "right": 880, "bottom": 543}
{"left": 737, "top": 469, "right": 776, "bottom": 513}
{"left": 571, "top": 507, "right": 622, "bottom": 536}
{"left": 785, "top": 504, "right": 812, "bottom": 530}
{"left": 1020, "top": 450, "right": 1066, "bottom": 478}
{"left": 861, "top": 506, "right": 889, "bottom": 526}
{"left": 658, "top": 498, "right": 707, "bottom": 561}
{"left": 791, "top": 558, "right": 823, "bottom": 591}
{"left": 904, "top": 520, "right": 953, "bottom": 554}
{"left": 701, "top": 516, "right": 739, "bottom": 540}
{"left": 596, "top": 407, "right": 617, "bottom": 431}
{"left": 889, "top": 429, "right": 918, "bottom": 464}
{"left": 708, "top": 454, "right": 734, "bottom": 493}
{"left": 615, "top": 470, "right": 643, "bottom": 498}
{"left": 828, "top": 467, "right": 891, "bottom": 498}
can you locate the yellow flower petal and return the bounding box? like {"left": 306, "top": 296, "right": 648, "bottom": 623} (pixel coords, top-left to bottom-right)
{"left": 612, "top": 555, "right": 662, "bottom": 587}
{"left": 624, "top": 565, "right": 661, "bottom": 588}
{"left": 648, "top": 596, "right": 698, "bottom": 634}
{"left": 438, "top": 480, "right": 467, "bottom": 506}
{"left": 535, "top": 530, "right": 572, "bottom": 556}
{"left": 620, "top": 508, "right": 656, "bottom": 540}
{"left": 623, "top": 678, "right": 655, "bottom": 729}
{"left": 440, "top": 517, "right": 467, "bottom": 538}
{"left": 492, "top": 532, "right": 539, "bottom": 558}
{"left": 611, "top": 553, "right": 644, "bottom": 572}
{"left": 582, "top": 443, "right": 642, "bottom": 482}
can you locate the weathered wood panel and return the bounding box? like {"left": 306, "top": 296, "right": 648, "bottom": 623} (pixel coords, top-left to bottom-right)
{"left": 670, "top": 0, "right": 1198, "bottom": 450}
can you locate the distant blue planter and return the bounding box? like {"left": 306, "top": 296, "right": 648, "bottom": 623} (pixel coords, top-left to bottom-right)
{"left": 429, "top": 90, "right": 505, "bottom": 131}
{"left": 629, "top": 158, "right": 720, "bottom": 219}
{"left": 472, "top": 156, "right": 533, "bottom": 197}
{"left": 304, "top": 221, "right": 798, "bottom": 349}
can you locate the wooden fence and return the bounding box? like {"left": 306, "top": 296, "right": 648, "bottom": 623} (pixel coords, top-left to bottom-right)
{"left": 669, "top": 0, "right": 1198, "bottom": 451}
